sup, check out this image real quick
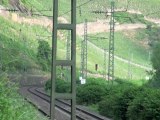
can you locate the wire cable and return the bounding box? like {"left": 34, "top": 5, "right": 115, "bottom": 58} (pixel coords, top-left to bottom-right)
{"left": 59, "top": 0, "right": 94, "bottom": 16}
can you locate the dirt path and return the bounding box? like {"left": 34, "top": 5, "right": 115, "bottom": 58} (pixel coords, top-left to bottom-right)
{"left": 0, "top": 6, "right": 147, "bottom": 35}
{"left": 77, "top": 20, "right": 146, "bottom": 35}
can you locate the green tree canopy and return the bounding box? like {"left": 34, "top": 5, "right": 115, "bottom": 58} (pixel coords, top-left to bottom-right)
{"left": 37, "top": 40, "right": 51, "bottom": 71}
{"left": 151, "top": 42, "right": 160, "bottom": 73}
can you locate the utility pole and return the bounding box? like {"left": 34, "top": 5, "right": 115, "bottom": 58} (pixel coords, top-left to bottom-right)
{"left": 148, "top": 51, "right": 151, "bottom": 62}
{"left": 103, "top": 49, "right": 107, "bottom": 79}
{"left": 79, "top": 7, "right": 82, "bottom": 16}
{"left": 80, "top": 19, "right": 88, "bottom": 80}
{"left": 92, "top": 1, "right": 131, "bottom": 81}
{"left": 23, "top": 38, "right": 27, "bottom": 73}
{"left": 19, "top": 29, "right": 26, "bottom": 73}
{"left": 51, "top": 0, "right": 76, "bottom": 119}
{"left": 65, "top": 31, "right": 71, "bottom": 81}
{"left": 0, "top": 45, "right": 2, "bottom": 72}
{"left": 108, "top": 1, "right": 115, "bottom": 81}
{"left": 128, "top": 52, "right": 133, "bottom": 80}
{"left": 87, "top": 36, "right": 108, "bottom": 78}
{"left": 66, "top": 31, "right": 71, "bottom": 60}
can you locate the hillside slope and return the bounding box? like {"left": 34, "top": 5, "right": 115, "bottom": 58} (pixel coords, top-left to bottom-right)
{"left": 1, "top": 1, "right": 159, "bottom": 79}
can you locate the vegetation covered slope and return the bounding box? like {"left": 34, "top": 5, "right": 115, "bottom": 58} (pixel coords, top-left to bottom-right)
{"left": 3, "top": 0, "right": 159, "bottom": 23}
{"left": 1, "top": 1, "right": 160, "bottom": 119}
{"left": 1, "top": 0, "right": 156, "bottom": 78}
{"left": 0, "top": 15, "right": 52, "bottom": 73}
{"left": 89, "top": 29, "right": 151, "bottom": 67}
{"left": 0, "top": 73, "right": 48, "bottom": 120}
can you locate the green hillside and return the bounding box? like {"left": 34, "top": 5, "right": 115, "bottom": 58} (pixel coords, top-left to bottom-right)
{"left": 1, "top": 1, "right": 160, "bottom": 119}
{"left": 0, "top": 16, "right": 51, "bottom": 73}
{"left": 17, "top": 0, "right": 160, "bottom": 23}
{"left": 1, "top": 0, "right": 159, "bottom": 24}
{"left": 1, "top": 0, "right": 157, "bottom": 78}
{"left": 89, "top": 29, "right": 151, "bottom": 67}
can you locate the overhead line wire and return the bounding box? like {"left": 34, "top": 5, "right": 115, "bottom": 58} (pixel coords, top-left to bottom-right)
{"left": 59, "top": 0, "right": 94, "bottom": 16}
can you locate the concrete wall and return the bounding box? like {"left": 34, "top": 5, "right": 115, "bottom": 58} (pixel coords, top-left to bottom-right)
{"left": 8, "top": 74, "right": 50, "bottom": 86}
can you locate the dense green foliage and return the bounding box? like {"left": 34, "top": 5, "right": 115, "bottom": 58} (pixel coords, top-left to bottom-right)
{"left": 44, "top": 76, "right": 160, "bottom": 120}
{"left": 127, "top": 88, "right": 160, "bottom": 120}
{"left": 77, "top": 78, "right": 108, "bottom": 105}
{"left": 0, "top": 73, "right": 47, "bottom": 120}
{"left": 149, "top": 42, "right": 160, "bottom": 87}
{"left": 1, "top": 0, "right": 9, "bottom": 5}
{"left": 37, "top": 40, "right": 51, "bottom": 71}
{"left": 98, "top": 83, "right": 160, "bottom": 120}
{"left": 151, "top": 43, "right": 160, "bottom": 73}
{"left": 146, "top": 27, "right": 160, "bottom": 46}
{"left": 45, "top": 78, "right": 71, "bottom": 93}
{"left": 115, "top": 12, "right": 152, "bottom": 25}
{"left": 98, "top": 82, "right": 136, "bottom": 119}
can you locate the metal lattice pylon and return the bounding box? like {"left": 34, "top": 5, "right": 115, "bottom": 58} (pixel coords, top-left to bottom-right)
{"left": 108, "top": 1, "right": 115, "bottom": 81}
{"left": 51, "top": 0, "right": 76, "bottom": 120}
{"left": 66, "top": 31, "right": 71, "bottom": 60}
{"left": 103, "top": 49, "right": 107, "bottom": 79}
{"left": 80, "top": 19, "right": 87, "bottom": 80}
{"left": 65, "top": 31, "right": 71, "bottom": 81}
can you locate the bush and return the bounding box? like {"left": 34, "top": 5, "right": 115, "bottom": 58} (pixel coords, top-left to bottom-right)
{"left": 113, "top": 86, "right": 142, "bottom": 120}
{"left": 45, "top": 79, "right": 51, "bottom": 90}
{"left": 37, "top": 40, "right": 51, "bottom": 71}
{"left": 45, "top": 78, "right": 71, "bottom": 93}
{"left": 56, "top": 79, "right": 71, "bottom": 93}
{"left": 99, "top": 83, "right": 160, "bottom": 120}
{"left": 127, "top": 88, "right": 160, "bottom": 120}
{"left": 77, "top": 78, "right": 108, "bottom": 105}
{"left": 98, "top": 91, "right": 121, "bottom": 118}
{"left": 77, "top": 84, "right": 107, "bottom": 105}
{"left": 98, "top": 83, "right": 138, "bottom": 119}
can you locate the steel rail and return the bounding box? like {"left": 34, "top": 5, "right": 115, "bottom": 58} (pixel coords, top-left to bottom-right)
{"left": 27, "top": 87, "right": 109, "bottom": 120}
{"left": 27, "top": 87, "right": 85, "bottom": 120}
{"left": 35, "top": 88, "right": 109, "bottom": 120}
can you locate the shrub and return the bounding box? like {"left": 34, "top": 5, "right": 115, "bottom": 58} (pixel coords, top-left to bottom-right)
{"left": 45, "top": 79, "right": 51, "bottom": 90}
{"left": 98, "top": 84, "right": 127, "bottom": 118}
{"left": 98, "top": 91, "right": 121, "bottom": 118}
{"left": 45, "top": 78, "right": 71, "bottom": 93}
{"left": 98, "top": 83, "right": 138, "bottom": 119}
{"left": 113, "top": 86, "right": 142, "bottom": 120}
{"left": 150, "top": 42, "right": 160, "bottom": 87}
{"left": 37, "top": 40, "right": 51, "bottom": 71}
{"left": 127, "top": 88, "right": 160, "bottom": 120}
{"left": 76, "top": 78, "right": 108, "bottom": 105}
{"left": 77, "top": 84, "right": 107, "bottom": 105}
{"left": 55, "top": 79, "right": 71, "bottom": 93}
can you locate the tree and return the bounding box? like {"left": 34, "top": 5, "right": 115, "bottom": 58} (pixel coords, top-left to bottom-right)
{"left": 151, "top": 42, "right": 160, "bottom": 86}
{"left": 37, "top": 40, "right": 51, "bottom": 71}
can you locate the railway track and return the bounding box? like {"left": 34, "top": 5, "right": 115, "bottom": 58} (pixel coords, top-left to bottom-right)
{"left": 27, "top": 87, "right": 110, "bottom": 120}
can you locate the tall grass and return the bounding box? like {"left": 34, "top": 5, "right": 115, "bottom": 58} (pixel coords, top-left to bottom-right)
{"left": 0, "top": 73, "right": 48, "bottom": 120}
